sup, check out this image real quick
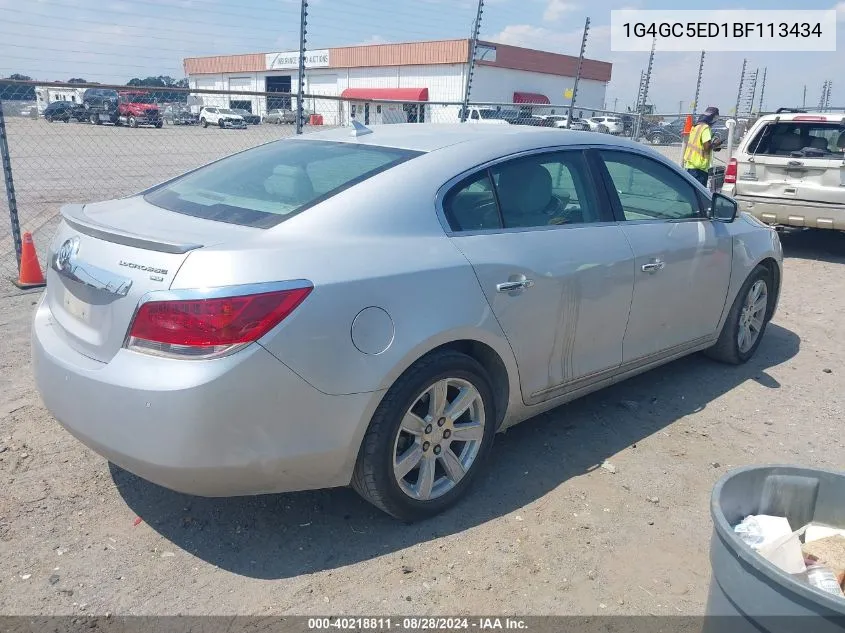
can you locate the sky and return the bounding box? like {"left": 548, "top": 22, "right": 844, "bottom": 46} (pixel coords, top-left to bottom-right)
{"left": 1, "top": 0, "right": 844, "bottom": 114}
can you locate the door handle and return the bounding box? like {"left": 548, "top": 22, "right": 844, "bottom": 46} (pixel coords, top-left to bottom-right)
{"left": 641, "top": 260, "right": 665, "bottom": 273}
{"left": 496, "top": 279, "right": 534, "bottom": 292}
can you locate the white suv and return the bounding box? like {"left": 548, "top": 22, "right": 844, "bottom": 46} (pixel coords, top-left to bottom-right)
{"left": 722, "top": 109, "right": 845, "bottom": 230}
{"left": 199, "top": 107, "right": 246, "bottom": 129}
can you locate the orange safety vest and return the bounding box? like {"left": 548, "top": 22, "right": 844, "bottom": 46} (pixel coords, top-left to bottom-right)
{"left": 683, "top": 123, "right": 711, "bottom": 171}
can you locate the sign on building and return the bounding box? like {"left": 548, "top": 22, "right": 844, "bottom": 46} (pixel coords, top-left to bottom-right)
{"left": 266, "top": 50, "right": 331, "bottom": 70}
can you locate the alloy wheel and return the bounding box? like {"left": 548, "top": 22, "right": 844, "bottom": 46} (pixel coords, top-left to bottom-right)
{"left": 738, "top": 279, "right": 768, "bottom": 353}
{"left": 392, "top": 378, "right": 485, "bottom": 501}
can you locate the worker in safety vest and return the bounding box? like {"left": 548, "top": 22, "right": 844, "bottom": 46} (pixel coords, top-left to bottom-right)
{"left": 683, "top": 106, "right": 723, "bottom": 186}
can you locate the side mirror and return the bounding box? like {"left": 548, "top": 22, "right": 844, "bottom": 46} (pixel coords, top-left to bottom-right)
{"left": 710, "top": 192, "right": 738, "bottom": 223}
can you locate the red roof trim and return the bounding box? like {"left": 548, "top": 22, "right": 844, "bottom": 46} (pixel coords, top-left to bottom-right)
{"left": 340, "top": 87, "right": 429, "bottom": 101}
{"left": 513, "top": 92, "right": 550, "bottom": 104}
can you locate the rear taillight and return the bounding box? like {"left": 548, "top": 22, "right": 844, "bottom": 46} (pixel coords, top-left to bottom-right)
{"left": 793, "top": 115, "right": 827, "bottom": 121}
{"left": 724, "top": 158, "right": 738, "bottom": 185}
{"left": 126, "top": 286, "right": 312, "bottom": 359}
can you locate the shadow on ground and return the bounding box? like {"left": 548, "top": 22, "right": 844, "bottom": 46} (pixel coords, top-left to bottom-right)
{"left": 112, "top": 323, "right": 799, "bottom": 580}
{"left": 779, "top": 228, "right": 845, "bottom": 265}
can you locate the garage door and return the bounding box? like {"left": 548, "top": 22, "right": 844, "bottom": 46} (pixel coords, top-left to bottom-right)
{"left": 193, "top": 78, "right": 222, "bottom": 108}
{"left": 228, "top": 77, "right": 254, "bottom": 112}
{"left": 306, "top": 74, "right": 338, "bottom": 124}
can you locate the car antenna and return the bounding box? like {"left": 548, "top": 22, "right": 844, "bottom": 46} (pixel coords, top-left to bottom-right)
{"left": 350, "top": 120, "right": 373, "bottom": 137}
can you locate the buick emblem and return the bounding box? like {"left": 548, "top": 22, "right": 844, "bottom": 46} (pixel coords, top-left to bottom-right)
{"left": 55, "top": 237, "right": 79, "bottom": 272}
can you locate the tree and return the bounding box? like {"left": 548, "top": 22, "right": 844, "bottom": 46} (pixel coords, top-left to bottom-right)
{"left": 8, "top": 73, "right": 32, "bottom": 81}
{"left": 125, "top": 75, "right": 189, "bottom": 102}
{"left": 68, "top": 78, "right": 88, "bottom": 84}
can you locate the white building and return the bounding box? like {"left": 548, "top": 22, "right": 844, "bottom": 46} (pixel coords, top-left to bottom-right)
{"left": 184, "top": 39, "right": 612, "bottom": 125}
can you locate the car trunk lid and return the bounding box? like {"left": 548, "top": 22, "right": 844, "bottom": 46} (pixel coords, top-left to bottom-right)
{"left": 735, "top": 154, "right": 845, "bottom": 205}
{"left": 46, "top": 197, "right": 259, "bottom": 363}
{"left": 735, "top": 119, "right": 845, "bottom": 205}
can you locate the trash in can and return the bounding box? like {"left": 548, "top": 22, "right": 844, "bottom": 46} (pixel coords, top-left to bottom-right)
{"left": 705, "top": 465, "right": 845, "bottom": 633}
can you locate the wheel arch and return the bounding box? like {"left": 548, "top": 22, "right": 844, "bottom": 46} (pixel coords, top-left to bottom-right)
{"left": 377, "top": 332, "right": 520, "bottom": 432}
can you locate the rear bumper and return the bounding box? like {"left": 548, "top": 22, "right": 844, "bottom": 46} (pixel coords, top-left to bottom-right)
{"left": 32, "top": 297, "right": 378, "bottom": 496}
{"left": 731, "top": 194, "right": 845, "bottom": 230}
{"left": 220, "top": 119, "right": 247, "bottom": 129}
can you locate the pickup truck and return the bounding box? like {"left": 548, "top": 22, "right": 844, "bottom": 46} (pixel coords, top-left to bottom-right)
{"left": 82, "top": 88, "right": 163, "bottom": 128}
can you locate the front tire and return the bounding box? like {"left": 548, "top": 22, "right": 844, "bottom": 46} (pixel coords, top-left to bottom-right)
{"left": 200, "top": 117, "right": 208, "bottom": 128}
{"left": 352, "top": 350, "right": 496, "bottom": 522}
{"left": 706, "top": 265, "right": 774, "bottom": 364}
{"left": 650, "top": 133, "right": 663, "bottom": 145}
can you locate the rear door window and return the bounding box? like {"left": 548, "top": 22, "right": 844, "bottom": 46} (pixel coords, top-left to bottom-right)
{"left": 747, "top": 121, "right": 845, "bottom": 156}
{"left": 144, "top": 140, "right": 421, "bottom": 228}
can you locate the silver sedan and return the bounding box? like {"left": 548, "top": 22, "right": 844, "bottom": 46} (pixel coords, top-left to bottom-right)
{"left": 33, "top": 123, "right": 783, "bottom": 521}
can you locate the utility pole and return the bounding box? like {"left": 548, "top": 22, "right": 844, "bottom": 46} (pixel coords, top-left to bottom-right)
{"left": 566, "top": 17, "right": 590, "bottom": 129}
{"left": 460, "top": 0, "right": 485, "bottom": 123}
{"left": 802, "top": 84, "right": 807, "bottom": 109}
{"left": 295, "top": 0, "right": 308, "bottom": 135}
{"left": 692, "top": 51, "right": 704, "bottom": 117}
{"left": 757, "top": 67, "right": 767, "bottom": 114}
{"left": 825, "top": 81, "right": 832, "bottom": 111}
{"left": 613, "top": 97, "right": 618, "bottom": 111}
{"left": 733, "top": 58, "right": 747, "bottom": 117}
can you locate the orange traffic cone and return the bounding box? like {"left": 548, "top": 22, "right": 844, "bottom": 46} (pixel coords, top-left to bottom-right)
{"left": 682, "top": 114, "right": 693, "bottom": 136}
{"left": 14, "top": 232, "right": 46, "bottom": 289}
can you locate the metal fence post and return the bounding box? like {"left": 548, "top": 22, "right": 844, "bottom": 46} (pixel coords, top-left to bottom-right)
{"left": 295, "top": 0, "right": 308, "bottom": 135}
{"left": 460, "top": 0, "right": 485, "bottom": 123}
{"left": 565, "top": 17, "right": 590, "bottom": 130}
{"left": 0, "top": 100, "right": 22, "bottom": 269}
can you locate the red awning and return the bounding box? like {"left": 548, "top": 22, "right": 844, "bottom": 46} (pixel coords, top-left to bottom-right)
{"left": 340, "top": 87, "right": 429, "bottom": 102}
{"left": 513, "top": 91, "right": 550, "bottom": 104}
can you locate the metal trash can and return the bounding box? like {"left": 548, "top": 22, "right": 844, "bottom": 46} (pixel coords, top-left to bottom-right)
{"left": 705, "top": 465, "right": 845, "bottom": 633}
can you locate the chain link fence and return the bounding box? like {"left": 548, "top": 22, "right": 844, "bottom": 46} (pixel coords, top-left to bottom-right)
{"left": 2, "top": 80, "right": 732, "bottom": 295}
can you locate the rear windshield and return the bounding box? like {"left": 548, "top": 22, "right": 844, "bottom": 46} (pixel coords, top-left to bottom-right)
{"left": 747, "top": 121, "right": 845, "bottom": 156}
{"left": 144, "top": 139, "right": 422, "bottom": 228}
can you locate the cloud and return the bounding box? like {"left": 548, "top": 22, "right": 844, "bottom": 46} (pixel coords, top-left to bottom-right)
{"left": 543, "top": 0, "right": 577, "bottom": 22}
{"left": 836, "top": 2, "right": 845, "bottom": 21}
{"left": 490, "top": 23, "right": 612, "bottom": 57}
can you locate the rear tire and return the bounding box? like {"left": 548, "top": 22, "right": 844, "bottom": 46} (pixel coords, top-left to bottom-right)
{"left": 352, "top": 350, "right": 496, "bottom": 522}
{"left": 200, "top": 118, "right": 208, "bottom": 128}
{"left": 89, "top": 113, "right": 98, "bottom": 125}
{"left": 706, "top": 265, "right": 774, "bottom": 365}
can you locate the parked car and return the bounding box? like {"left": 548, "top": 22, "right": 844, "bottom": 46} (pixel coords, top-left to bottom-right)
{"left": 33, "top": 124, "right": 782, "bottom": 522}
{"left": 199, "top": 107, "right": 246, "bottom": 129}
{"left": 587, "top": 116, "right": 624, "bottom": 134}
{"left": 722, "top": 108, "right": 845, "bottom": 230}
{"left": 82, "top": 88, "right": 119, "bottom": 124}
{"left": 264, "top": 108, "right": 297, "bottom": 124}
{"left": 231, "top": 108, "right": 261, "bottom": 125}
{"left": 82, "top": 89, "right": 162, "bottom": 128}
{"left": 511, "top": 114, "right": 556, "bottom": 128}
{"left": 43, "top": 101, "right": 85, "bottom": 123}
{"left": 644, "top": 118, "right": 686, "bottom": 145}
{"left": 162, "top": 104, "right": 199, "bottom": 126}
{"left": 536, "top": 115, "right": 590, "bottom": 131}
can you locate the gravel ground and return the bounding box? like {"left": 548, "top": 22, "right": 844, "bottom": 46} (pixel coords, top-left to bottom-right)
{"left": 1, "top": 225, "right": 844, "bottom": 616}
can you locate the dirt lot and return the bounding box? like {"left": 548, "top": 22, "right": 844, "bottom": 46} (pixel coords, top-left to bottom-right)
{"left": 1, "top": 226, "right": 844, "bottom": 615}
